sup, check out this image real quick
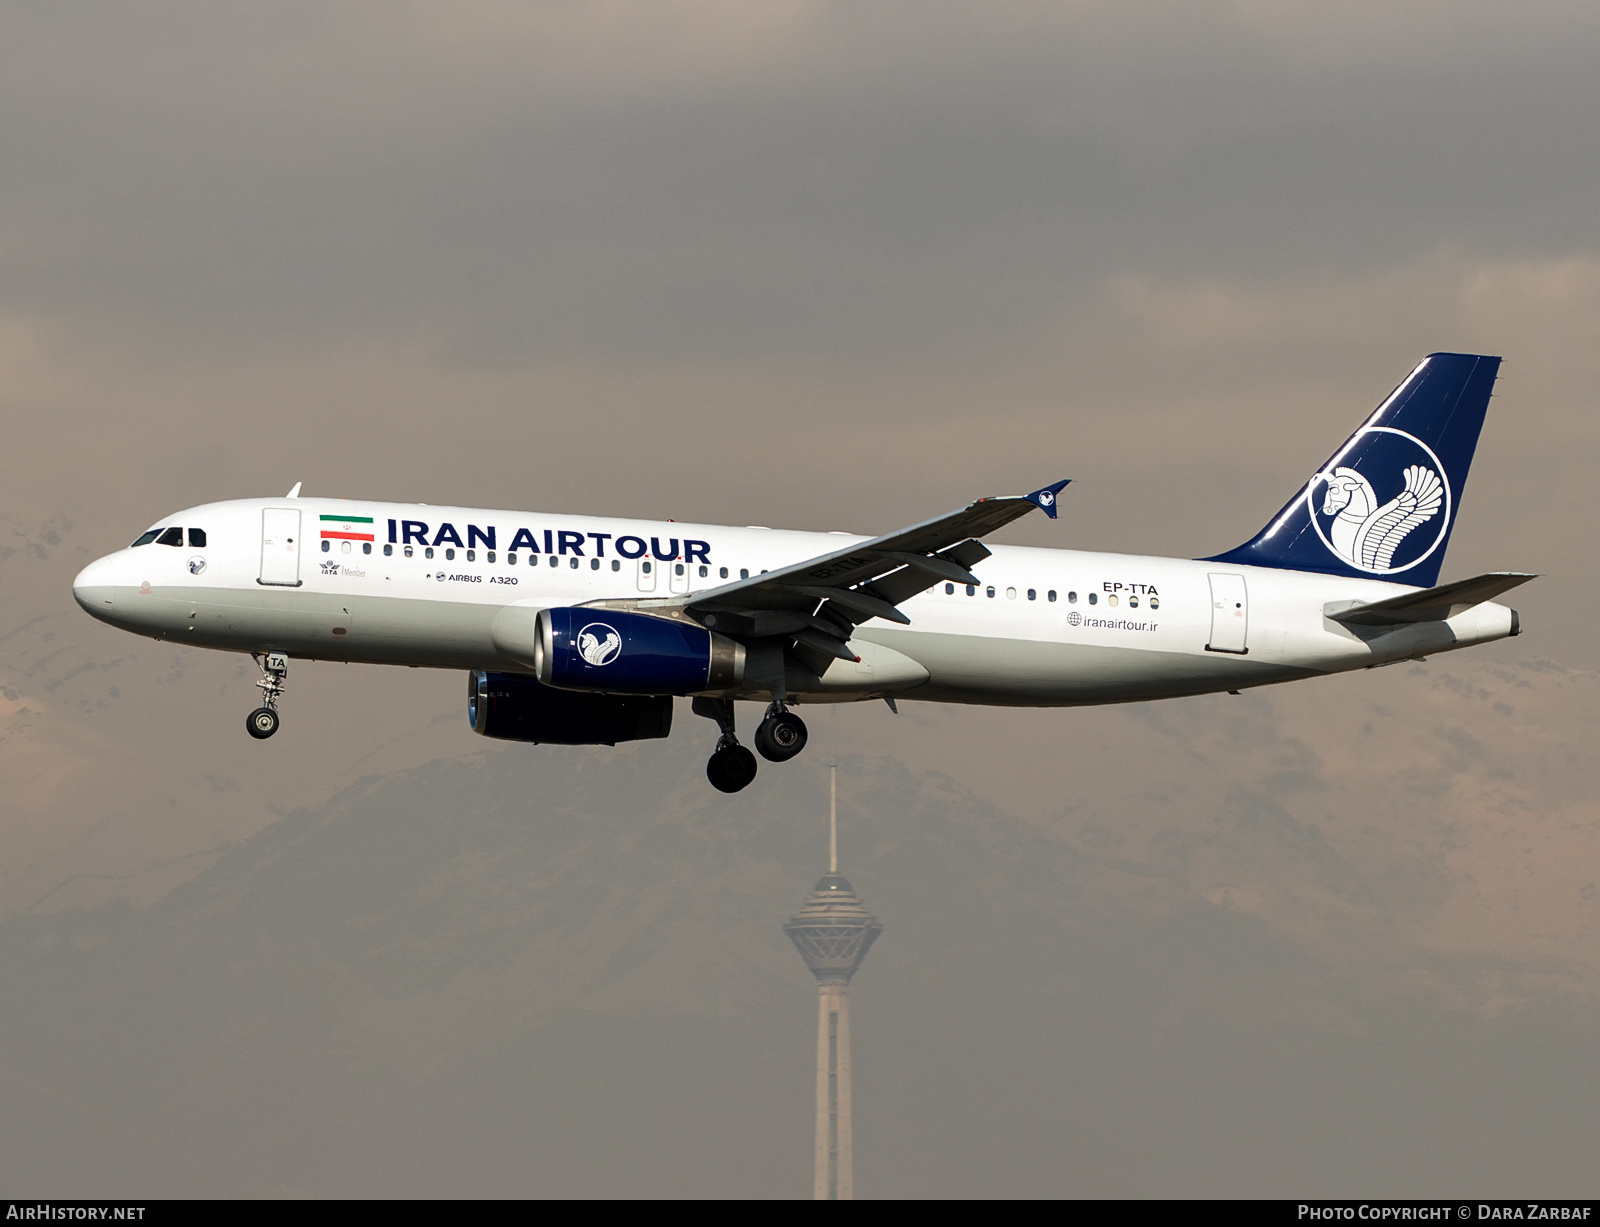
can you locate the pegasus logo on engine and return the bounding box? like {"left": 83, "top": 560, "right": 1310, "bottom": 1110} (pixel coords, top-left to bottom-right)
{"left": 576, "top": 623, "right": 622, "bottom": 666}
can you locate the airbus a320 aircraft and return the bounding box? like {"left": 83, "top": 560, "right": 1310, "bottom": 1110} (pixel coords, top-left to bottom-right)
{"left": 73, "top": 353, "right": 1531, "bottom": 792}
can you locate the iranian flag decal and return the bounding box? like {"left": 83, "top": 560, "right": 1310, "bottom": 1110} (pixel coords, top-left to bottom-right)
{"left": 320, "top": 514, "right": 375, "bottom": 542}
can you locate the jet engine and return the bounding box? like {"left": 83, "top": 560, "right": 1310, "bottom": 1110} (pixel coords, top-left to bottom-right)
{"left": 468, "top": 671, "right": 672, "bottom": 745}
{"left": 534, "top": 607, "right": 744, "bottom": 695}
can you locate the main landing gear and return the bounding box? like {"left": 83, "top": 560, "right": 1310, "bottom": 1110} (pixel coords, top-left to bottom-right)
{"left": 246, "top": 652, "right": 289, "bottom": 740}
{"left": 754, "top": 703, "right": 808, "bottom": 763}
{"left": 693, "top": 698, "right": 810, "bottom": 792}
{"left": 692, "top": 697, "right": 757, "bottom": 793}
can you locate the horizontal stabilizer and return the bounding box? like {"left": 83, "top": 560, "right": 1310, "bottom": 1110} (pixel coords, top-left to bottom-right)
{"left": 1325, "top": 572, "right": 1536, "bottom": 627}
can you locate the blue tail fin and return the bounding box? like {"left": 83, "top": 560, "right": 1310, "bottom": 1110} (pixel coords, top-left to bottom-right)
{"left": 1206, "top": 353, "right": 1501, "bottom": 588}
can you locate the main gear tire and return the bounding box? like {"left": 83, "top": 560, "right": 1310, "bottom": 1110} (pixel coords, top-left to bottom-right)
{"left": 754, "top": 711, "right": 808, "bottom": 762}
{"left": 707, "top": 744, "right": 758, "bottom": 793}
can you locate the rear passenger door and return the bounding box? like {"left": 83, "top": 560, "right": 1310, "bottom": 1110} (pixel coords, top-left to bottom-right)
{"left": 1205, "top": 572, "right": 1248, "bottom": 653}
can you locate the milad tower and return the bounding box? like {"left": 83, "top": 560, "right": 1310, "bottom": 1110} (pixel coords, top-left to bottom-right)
{"left": 783, "top": 767, "right": 883, "bottom": 1200}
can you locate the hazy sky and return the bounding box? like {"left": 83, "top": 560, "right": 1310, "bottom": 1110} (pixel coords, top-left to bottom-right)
{"left": 1, "top": 2, "right": 1597, "bottom": 1196}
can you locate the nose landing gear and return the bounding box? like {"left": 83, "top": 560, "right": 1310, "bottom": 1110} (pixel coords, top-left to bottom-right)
{"left": 754, "top": 704, "right": 808, "bottom": 762}
{"left": 693, "top": 697, "right": 759, "bottom": 793}
{"left": 246, "top": 652, "right": 289, "bottom": 740}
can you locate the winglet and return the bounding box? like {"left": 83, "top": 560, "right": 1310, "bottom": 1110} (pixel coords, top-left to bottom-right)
{"left": 1024, "top": 479, "right": 1070, "bottom": 520}
{"left": 285, "top": 482, "right": 302, "bottom": 499}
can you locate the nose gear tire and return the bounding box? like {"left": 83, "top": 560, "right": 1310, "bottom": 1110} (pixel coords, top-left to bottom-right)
{"left": 247, "top": 707, "right": 280, "bottom": 739}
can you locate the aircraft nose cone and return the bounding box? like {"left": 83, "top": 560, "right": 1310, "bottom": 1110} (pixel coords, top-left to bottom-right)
{"left": 73, "top": 555, "right": 120, "bottom": 618}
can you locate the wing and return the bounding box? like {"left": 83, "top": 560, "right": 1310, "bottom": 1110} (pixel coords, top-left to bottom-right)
{"left": 1361, "top": 465, "right": 1443, "bottom": 570}
{"left": 591, "top": 479, "right": 1068, "bottom": 671}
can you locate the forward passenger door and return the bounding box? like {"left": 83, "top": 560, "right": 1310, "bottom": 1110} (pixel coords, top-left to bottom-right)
{"left": 259, "top": 509, "right": 303, "bottom": 587}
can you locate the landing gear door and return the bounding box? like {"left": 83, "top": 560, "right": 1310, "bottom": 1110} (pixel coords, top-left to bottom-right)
{"left": 259, "top": 508, "right": 303, "bottom": 587}
{"left": 1205, "top": 572, "right": 1248, "bottom": 654}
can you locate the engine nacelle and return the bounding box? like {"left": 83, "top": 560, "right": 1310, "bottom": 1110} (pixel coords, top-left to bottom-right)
{"left": 468, "top": 671, "right": 672, "bottom": 745}
{"left": 534, "top": 607, "right": 744, "bottom": 695}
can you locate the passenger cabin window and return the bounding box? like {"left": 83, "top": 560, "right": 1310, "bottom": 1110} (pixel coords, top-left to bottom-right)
{"left": 945, "top": 583, "right": 954, "bottom": 594}
{"left": 404, "top": 545, "right": 414, "bottom": 558}
{"left": 156, "top": 527, "right": 183, "bottom": 547}
{"left": 611, "top": 560, "right": 621, "bottom": 571}
{"left": 508, "top": 553, "right": 517, "bottom": 564}
{"left": 1027, "top": 589, "right": 1036, "bottom": 601}
{"left": 487, "top": 551, "right": 495, "bottom": 563}
{"left": 1088, "top": 592, "right": 1097, "bottom": 605}
{"left": 569, "top": 557, "right": 579, "bottom": 569}
{"left": 383, "top": 544, "right": 393, "bottom": 556}
{"left": 740, "top": 568, "right": 749, "bottom": 579}
{"left": 1067, "top": 591, "right": 1077, "bottom": 603}
{"left": 425, "top": 547, "right": 434, "bottom": 559}
{"left": 465, "top": 549, "right": 475, "bottom": 562}
{"left": 321, "top": 540, "right": 331, "bottom": 553}
{"left": 188, "top": 528, "right": 206, "bottom": 548}
{"left": 131, "top": 529, "right": 162, "bottom": 547}
{"left": 445, "top": 548, "right": 456, "bottom": 560}
{"left": 590, "top": 558, "right": 599, "bottom": 570}
{"left": 719, "top": 567, "right": 729, "bottom": 579}
{"left": 362, "top": 542, "right": 372, "bottom": 555}
{"left": 1048, "top": 590, "right": 1057, "bottom": 602}
{"left": 548, "top": 556, "right": 557, "bottom": 567}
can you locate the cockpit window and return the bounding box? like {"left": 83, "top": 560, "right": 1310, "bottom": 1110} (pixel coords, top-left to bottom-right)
{"left": 130, "top": 529, "right": 162, "bottom": 547}
{"left": 156, "top": 527, "right": 184, "bottom": 547}
{"left": 188, "top": 528, "right": 207, "bottom": 548}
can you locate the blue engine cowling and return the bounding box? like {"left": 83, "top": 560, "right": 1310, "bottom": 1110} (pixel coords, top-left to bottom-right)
{"left": 468, "top": 671, "right": 672, "bottom": 745}
{"left": 535, "top": 607, "right": 745, "bottom": 695}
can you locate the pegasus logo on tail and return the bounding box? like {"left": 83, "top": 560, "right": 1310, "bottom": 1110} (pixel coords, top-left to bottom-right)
{"left": 1319, "top": 463, "right": 1444, "bottom": 571}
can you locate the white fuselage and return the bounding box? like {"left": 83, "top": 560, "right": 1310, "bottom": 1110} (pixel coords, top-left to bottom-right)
{"left": 71, "top": 497, "right": 1517, "bottom": 706}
